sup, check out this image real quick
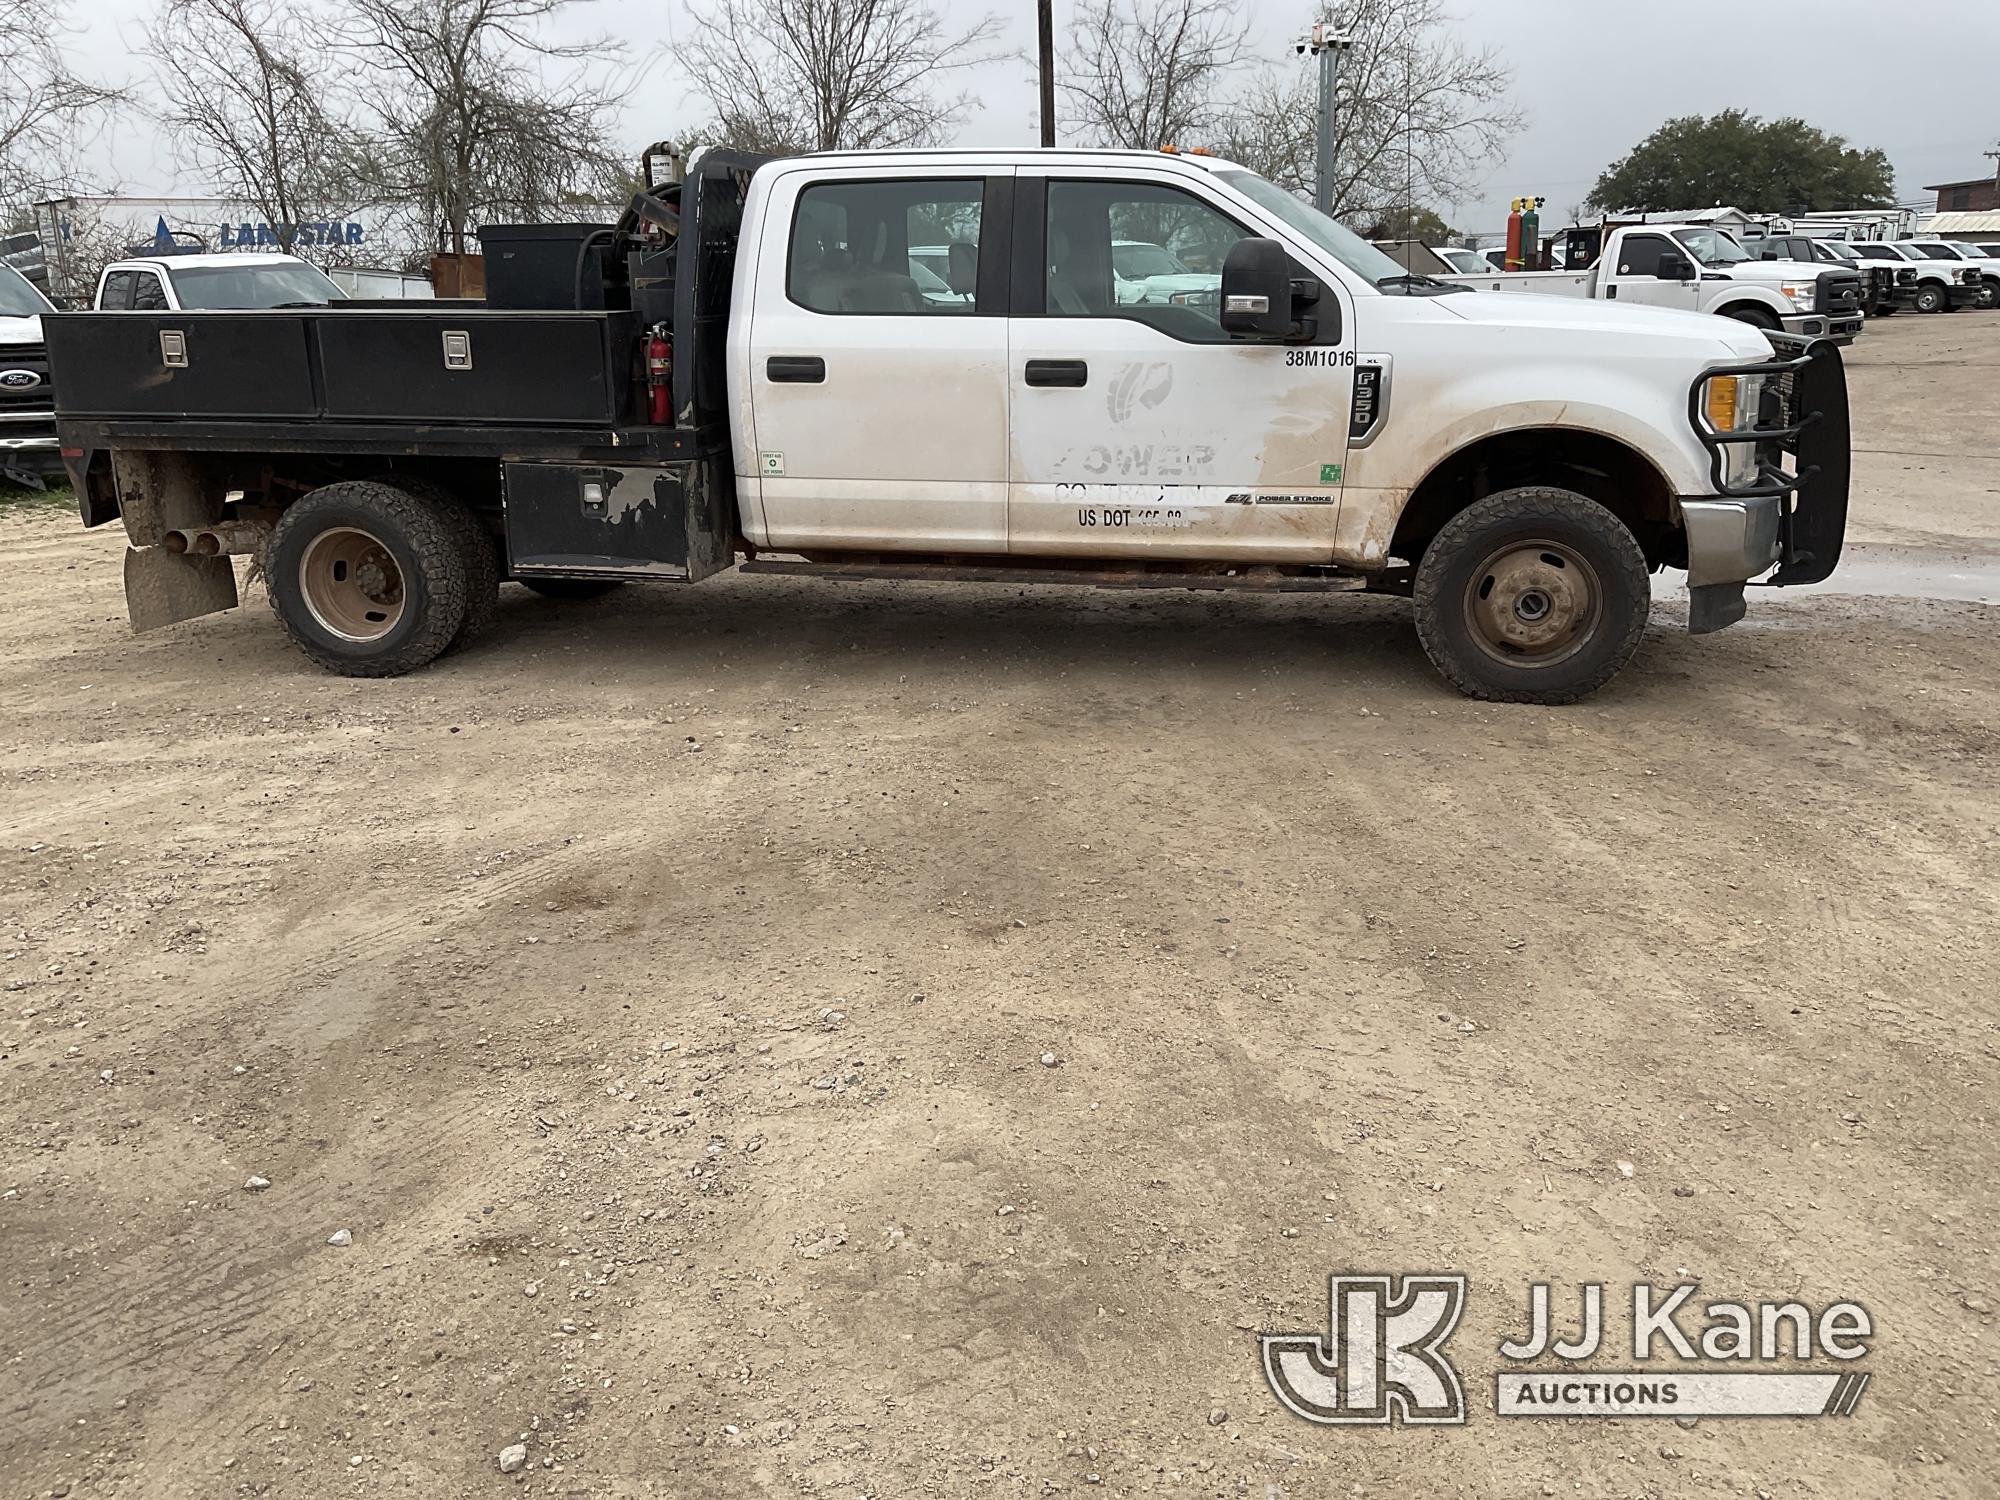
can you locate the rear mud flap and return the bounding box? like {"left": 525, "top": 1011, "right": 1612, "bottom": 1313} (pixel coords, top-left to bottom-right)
{"left": 125, "top": 546, "right": 239, "bottom": 632}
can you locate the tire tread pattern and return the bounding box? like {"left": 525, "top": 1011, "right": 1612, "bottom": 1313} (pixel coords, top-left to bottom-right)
{"left": 1412, "top": 486, "right": 1650, "bottom": 705}
{"left": 266, "top": 481, "right": 469, "bottom": 677}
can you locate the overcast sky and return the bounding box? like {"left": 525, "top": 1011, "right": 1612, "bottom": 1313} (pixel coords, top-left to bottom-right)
{"left": 69, "top": 0, "right": 2000, "bottom": 236}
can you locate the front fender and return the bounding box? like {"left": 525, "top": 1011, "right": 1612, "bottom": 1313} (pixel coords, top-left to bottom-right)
{"left": 1335, "top": 379, "right": 1710, "bottom": 570}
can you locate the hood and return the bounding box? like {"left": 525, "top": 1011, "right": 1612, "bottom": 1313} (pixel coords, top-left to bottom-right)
{"left": 1436, "top": 288, "right": 1774, "bottom": 358}
{"left": 1718, "top": 258, "right": 1828, "bottom": 281}
{"left": 0, "top": 313, "right": 44, "bottom": 346}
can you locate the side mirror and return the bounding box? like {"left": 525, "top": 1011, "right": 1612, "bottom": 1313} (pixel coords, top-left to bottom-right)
{"left": 1656, "top": 252, "right": 1694, "bottom": 281}
{"left": 1220, "top": 237, "right": 1294, "bottom": 339}
{"left": 1760, "top": 249, "right": 1780, "bottom": 260}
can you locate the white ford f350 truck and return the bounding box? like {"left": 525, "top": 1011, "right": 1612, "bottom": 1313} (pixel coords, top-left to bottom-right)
{"left": 0, "top": 264, "right": 60, "bottom": 487}
{"left": 48, "top": 147, "right": 1850, "bottom": 704}
{"left": 1440, "top": 221, "right": 1866, "bottom": 342}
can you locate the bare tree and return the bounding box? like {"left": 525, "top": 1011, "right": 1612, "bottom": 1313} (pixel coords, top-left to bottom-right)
{"left": 145, "top": 0, "right": 367, "bottom": 262}
{"left": 339, "top": 0, "right": 628, "bottom": 256}
{"left": 0, "top": 0, "right": 119, "bottom": 210}
{"left": 1058, "top": 0, "right": 1250, "bottom": 151}
{"left": 1216, "top": 0, "right": 1521, "bottom": 225}
{"left": 682, "top": 0, "right": 1003, "bottom": 154}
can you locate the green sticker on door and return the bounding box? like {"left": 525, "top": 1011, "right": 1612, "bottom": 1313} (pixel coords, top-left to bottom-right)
{"left": 1320, "top": 463, "right": 1343, "bottom": 485}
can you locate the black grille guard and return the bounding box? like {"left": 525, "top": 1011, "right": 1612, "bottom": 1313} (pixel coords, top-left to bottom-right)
{"left": 1688, "top": 334, "right": 1850, "bottom": 586}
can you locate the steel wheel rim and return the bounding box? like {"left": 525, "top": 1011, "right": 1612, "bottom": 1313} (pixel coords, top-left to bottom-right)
{"left": 1462, "top": 537, "right": 1603, "bottom": 668}
{"left": 299, "top": 527, "right": 406, "bottom": 643}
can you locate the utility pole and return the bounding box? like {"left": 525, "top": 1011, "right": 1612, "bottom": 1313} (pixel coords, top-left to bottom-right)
{"left": 1038, "top": 0, "right": 1056, "bottom": 148}
{"left": 1300, "top": 14, "right": 1356, "bottom": 215}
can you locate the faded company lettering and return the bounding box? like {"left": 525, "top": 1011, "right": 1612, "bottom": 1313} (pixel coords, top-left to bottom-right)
{"left": 1263, "top": 1274, "right": 1874, "bottom": 1428}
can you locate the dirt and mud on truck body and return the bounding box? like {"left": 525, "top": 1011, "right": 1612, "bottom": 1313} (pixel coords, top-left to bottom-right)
{"left": 49, "top": 146, "right": 1851, "bottom": 704}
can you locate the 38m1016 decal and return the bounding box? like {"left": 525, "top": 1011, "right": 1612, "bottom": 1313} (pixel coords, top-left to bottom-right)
{"left": 1285, "top": 348, "right": 1358, "bottom": 368}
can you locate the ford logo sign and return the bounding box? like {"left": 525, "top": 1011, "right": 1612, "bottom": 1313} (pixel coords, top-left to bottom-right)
{"left": 0, "top": 369, "right": 40, "bottom": 390}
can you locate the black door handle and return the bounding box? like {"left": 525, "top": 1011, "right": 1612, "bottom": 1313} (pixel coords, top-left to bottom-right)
{"left": 1025, "top": 359, "right": 1088, "bottom": 388}
{"left": 767, "top": 356, "right": 825, "bottom": 383}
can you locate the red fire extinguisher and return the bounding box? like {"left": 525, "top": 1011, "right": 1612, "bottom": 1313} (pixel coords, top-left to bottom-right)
{"left": 645, "top": 325, "right": 672, "bottom": 425}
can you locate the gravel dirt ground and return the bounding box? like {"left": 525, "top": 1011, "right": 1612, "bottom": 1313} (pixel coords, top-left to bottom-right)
{"left": 2, "top": 313, "right": 1996, "bottom": 1499}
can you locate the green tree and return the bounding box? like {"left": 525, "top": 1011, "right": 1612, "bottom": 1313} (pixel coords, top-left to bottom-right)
{"left": 1586, "top": 110, "right": 1895, "bottom": 215}
{"left": 1362, "top": 205, "right": 1456, "bottom": 242}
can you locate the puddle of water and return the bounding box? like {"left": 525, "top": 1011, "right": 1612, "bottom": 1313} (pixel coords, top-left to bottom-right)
{"left": 1653, "top": 545, "right": 2000, "bottom": 606}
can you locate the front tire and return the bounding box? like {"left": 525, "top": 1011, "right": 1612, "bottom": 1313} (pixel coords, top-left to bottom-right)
{"left": 266, "top": 481, "right": 469, "bottom": 677}
{"left": 1914, "top": 284, "right": 1946, "bottom": 314}
{"left": 1412, "top": 487, "right": 1650, "bottom": 705}
{"left": 1721, "top": 305, "right": 1781, "bottom": 330}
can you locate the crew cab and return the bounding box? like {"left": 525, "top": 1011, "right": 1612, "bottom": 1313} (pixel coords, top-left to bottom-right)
{"left": 1752, "top": 235, "right": 1916, "bottom": 316}
{"left": 0, "top": 264, "right": 59, "bottom": 485}
{"left": 46, "top": 147, "right": 1851, "bottom": 705}
{"left": 93, "top": 251, "right": 348, "bottom": 311}
{"left": 1439, "top": 221, "right": 1866, "bottom": 341}
{"left": 1847, "top": 242, "right": 1982, "bottom": 313}
{"left": 1894, "top": 240, "right": 2000, "bottom": 309}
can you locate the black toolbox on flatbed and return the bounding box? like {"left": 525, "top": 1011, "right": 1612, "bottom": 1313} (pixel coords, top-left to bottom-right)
{"left": 44, "top": 307, "right": 641, "bottom": 428}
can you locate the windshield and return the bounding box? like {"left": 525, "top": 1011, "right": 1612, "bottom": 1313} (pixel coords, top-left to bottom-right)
{"left": 1819, "top": 242, "right": 1858, "bottom": 260}
{"left": 0, "top": 264, "right": 54, "bottom": 317}
{"left": 1981, "top": 245, "right": 2000, "bottom": 257}
{"left": 166, "top": 261, "right": 347, "bottom": 309}
{"left": 1215, "top": 169, "right": 1412, "bottom": 288}
{"left": 1436, "top": 247, "right": 1486, "bottom": 273}
{"left": 1674, "top": 227, "right": 1751, "bottom": 266}
{"left": 1112, "top": 242, "right": 1192, "bottom": 279}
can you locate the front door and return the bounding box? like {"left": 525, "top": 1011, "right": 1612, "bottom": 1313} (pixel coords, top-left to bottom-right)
{"left": 1602, "top": 232, "right": 1699, "bottom": 311}
{"left": 1007, "top": 172, "right": 1354, "bottom": 562}
{"left": 745, "top": 167, "right": 1011, "bottom": 552}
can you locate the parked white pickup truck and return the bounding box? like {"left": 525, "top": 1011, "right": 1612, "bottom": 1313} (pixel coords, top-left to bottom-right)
{"left": 1847, "top": 242, "right": 1982, "bottom": 314}
{"left": 1895, "top": 239, "right": 2000, "bottom": 309}
{"left": 93, "top": 251, "right": 348, "bottom": 311}
{"left": 1439, "top": 222, "right": 1866, "bottom": 341}
{"left": 0, "top": 264, "right": 59, "bottom": 486}
{"left": 50, "top": 147, "right": 1852, "bottom": 704}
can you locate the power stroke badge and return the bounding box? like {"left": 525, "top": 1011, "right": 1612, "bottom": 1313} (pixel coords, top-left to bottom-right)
{"left": 1263, "top": 1275, "right": 1873, "bottom": 1427}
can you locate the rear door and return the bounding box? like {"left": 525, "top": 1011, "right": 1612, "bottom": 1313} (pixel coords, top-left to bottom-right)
{"left": 1600, "top": 232, "right": 1698, "bottom": 311}
{"left": 743, "top": 165, "right": 1012, "bottom": 552}
{"left": 1006, "top": 168, "right": 1355, "bottom": 563}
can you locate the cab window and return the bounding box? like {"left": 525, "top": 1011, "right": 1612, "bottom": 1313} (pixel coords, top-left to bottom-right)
{"left": 1044, "top": 179, "right": 1245, "bottom": 343}
{"left": 1614, "top": 235, "right": 1674, "bottom": 276}
{"left": 131, "top": 273, "right": 169, "bottom": 311}
{"left": 99, "top": 270, "right": 137, "bottom": 309}
{"left": 789, "top": 179, "right": 983, "bottom": 316}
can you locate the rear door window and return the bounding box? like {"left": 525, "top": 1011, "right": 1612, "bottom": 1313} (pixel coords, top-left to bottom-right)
{"left": 788, "top": 179, "right": 984, "bottom": 315}
{"left": 131, "top": 273, "right": 169, "bottom": 311}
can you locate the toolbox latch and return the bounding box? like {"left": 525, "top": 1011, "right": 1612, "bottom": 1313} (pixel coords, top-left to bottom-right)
{"left": 159, "top": 330, "right": 188, "bottom": 369}
{"left": 441, "top": 330, "right": 473, "bottom": 371}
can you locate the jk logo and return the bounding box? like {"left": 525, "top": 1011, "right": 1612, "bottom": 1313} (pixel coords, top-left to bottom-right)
{"left": 1262, "top": 1274, "right": 1468, "bottom": 1426}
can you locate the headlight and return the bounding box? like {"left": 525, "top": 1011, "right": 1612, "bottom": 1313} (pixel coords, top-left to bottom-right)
{"left": 1703, "top": 373, "right": 1765, "bottom": 490}
{"left": 1704, "top": 374, "right": 1748, "bottom": 433}
{"left": 1779, "top": 281, "right": 1817, "bottom": 310}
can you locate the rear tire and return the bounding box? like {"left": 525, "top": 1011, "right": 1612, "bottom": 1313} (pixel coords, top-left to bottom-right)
{"left": 1412, "top": 487, "right": 1650, "bottom": 705}
{"left": 371, "top": 474, "right": 499, "bottom": 645}
{"left": 266, "top": 481, "right": 468, "bottom": 677}
{"left": 1914, "top": 284, "right": 1946, "bottom": 314}
{"left": 518, "top": 577, "right": 624, "bottom": 601}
